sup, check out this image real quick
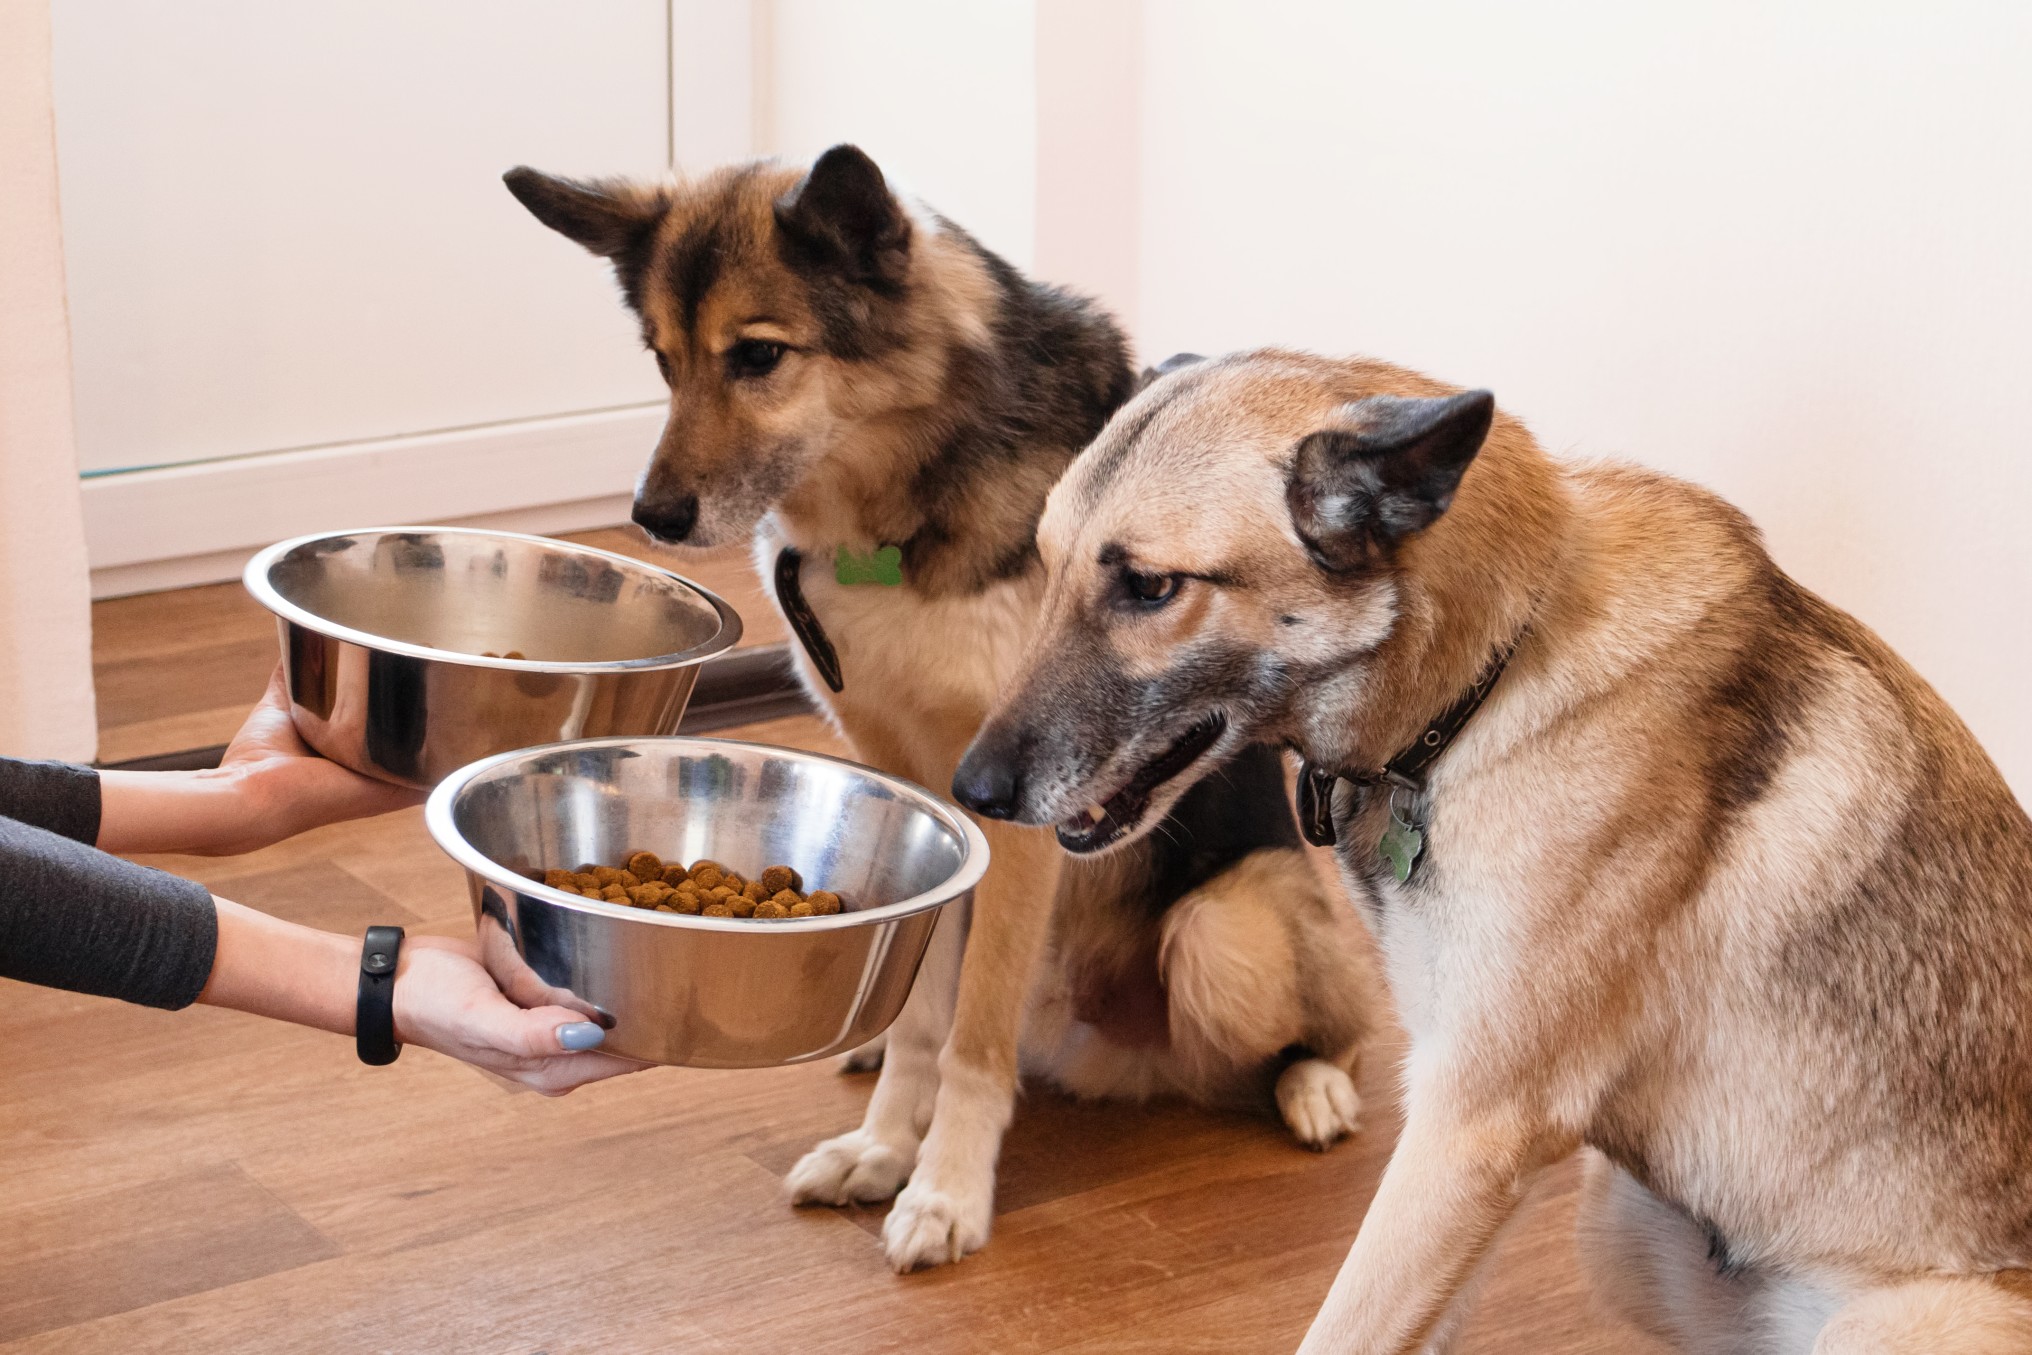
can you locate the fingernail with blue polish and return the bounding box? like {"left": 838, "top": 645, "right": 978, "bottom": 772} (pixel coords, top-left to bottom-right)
{"left": 557, "top": 1022, "right": 606, "bottom": 1051}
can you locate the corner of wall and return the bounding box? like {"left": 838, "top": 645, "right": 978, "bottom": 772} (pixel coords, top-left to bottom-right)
{"left": 0, "top": 0, "right": 100, "bottom": 761}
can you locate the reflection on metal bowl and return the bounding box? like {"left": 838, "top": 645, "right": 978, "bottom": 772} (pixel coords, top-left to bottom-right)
{"left": 244, "top": 527, "right": 741, "bottom": 787}
{"left": 425, "top": 737, "right": 990, "bottom": 1068}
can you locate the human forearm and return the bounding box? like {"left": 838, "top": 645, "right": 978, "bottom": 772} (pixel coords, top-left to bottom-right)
{"left": 195, "top": 896, "right": 357, "bottom": 1034}
{"left": 95, "top": 767, "right": 275, "bottom": 857}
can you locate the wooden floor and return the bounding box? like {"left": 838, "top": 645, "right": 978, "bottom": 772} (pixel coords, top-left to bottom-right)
{"left": 2, "top": 547, "right": 1668, "bottom": 1353}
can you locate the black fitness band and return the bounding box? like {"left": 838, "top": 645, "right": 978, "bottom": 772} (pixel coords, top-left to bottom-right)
{"left": 356, "top": 924, "right": 404, "bottom": 1066}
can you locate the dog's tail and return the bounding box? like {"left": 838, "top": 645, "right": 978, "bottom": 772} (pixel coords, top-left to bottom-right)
{"left": 1157, "top": 851, "right": 1307, "bottom": 1086}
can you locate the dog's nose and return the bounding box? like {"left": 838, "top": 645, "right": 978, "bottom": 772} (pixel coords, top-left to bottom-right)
{"left": 952, "top": 739, "right": 1025, "bottom": 821}
{"left": 631, "top": 494, "right": 699, "bottom": 544}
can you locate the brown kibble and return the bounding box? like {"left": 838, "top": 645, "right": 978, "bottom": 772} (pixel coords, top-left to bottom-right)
{"left": 503, "top": 650, "right": 526, "bottom": 661}
{"left": 589, "top": 851, "right": 837, "bottom": 924}
{"left": 543, "top": 869, "right": 576, "bottom": 890}
{"left": 628, "top": 882, "right": 673, "bottom": 908}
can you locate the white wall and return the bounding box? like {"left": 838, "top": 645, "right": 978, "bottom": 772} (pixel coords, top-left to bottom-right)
{"left": 766, "top": 0, "right": 1038, "bottom": 271}
{"left": 0, "top": 0, "right": 98, "bottom": 760}
{"left": 51, "top": 0, "right": 670, "bottom": 477}
{"left": 1135, "top": 0, "right": 2032, "bottom": 799}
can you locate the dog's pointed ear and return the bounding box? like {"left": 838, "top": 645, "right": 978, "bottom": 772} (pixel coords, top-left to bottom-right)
{"left": 1286, "top": 390, "right": 1495, "bottom": 571}
{"left": 774, "top": 144, "right": 911, "bottom": 287}
{"left": 503, "top": 167, "right": 664, "bottom": 260}
{"left": 1134, "top": 352, "right": 1204, "bottom": 395}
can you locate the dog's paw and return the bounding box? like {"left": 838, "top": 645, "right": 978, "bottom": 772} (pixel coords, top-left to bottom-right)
{"left": 882, "top": 1179, "right": 992, "bottom": 1272}
{"left": 785, "top": 1130, "right": 915, "bottom": 1207}
{"left": 840, "top": 1036, "right": 886, "bottom": 1074}
{"left": 1276, "top": 1058, "right": 1361, "bottom": 1151}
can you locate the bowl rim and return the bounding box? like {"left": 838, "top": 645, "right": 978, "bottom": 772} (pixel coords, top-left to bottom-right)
{"left": 424, "top": 735, "right": 992, "bottom": 934}
{"left": 242, "top": 525, "right": 743, "bottom": 673}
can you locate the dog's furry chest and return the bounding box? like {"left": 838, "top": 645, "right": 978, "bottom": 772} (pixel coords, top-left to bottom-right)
{"left": 752, "top": 529, "right": 1045, "bottom": 785}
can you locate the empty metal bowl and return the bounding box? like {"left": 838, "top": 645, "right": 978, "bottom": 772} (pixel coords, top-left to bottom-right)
{"left": 244, "top": 527, "right": 741, "bottom": 787}
{"left": 425, "top": 736, "right": 990, "bottom": 1067}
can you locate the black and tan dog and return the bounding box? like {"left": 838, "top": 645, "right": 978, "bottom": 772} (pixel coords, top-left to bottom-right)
{"left": 503, "top": 150, "right": 1378, "bottom": 1270}
{"left": 955, "top": 349, "right": 2032, "bottom": 1352}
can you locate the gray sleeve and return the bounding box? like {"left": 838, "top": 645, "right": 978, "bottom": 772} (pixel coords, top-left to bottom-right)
{"left": 0, "top": 757, "right": 103, "bottom": 845}
{"left": 0, "top": 761, "right": 219, "bottom": 1010}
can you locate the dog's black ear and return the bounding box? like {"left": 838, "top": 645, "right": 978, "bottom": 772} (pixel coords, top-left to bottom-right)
{"left": 1134, "top": 352, "right": 1204, "bottom": 395}
{"left": 503, "top": 167, "right": 664, "bottom": 260}
{"left": 774, "top": 144, "right": 911, "bottom": 288}
{"left": 1286, "top": 390, "right": 1495, "bottom": 571}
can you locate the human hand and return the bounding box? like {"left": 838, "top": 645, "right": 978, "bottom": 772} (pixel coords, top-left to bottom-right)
{"left": 392, "top": 934, "right": 646, "bottom": 1095}
{"left": 214, "top": 665, "right": 425, "bottom": 849}
{"left": 98, "top": 667, "right": 425, "bottom": 856}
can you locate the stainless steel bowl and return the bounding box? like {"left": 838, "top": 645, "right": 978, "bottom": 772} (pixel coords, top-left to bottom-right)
{"left": 425, "top": 737, "right": 990, "bottom": 1067}
{"left": 244, "top": 527, "right": 741, "bottom": 787}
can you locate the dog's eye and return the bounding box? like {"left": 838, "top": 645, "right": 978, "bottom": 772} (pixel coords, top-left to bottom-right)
{"left": 653, "top": 350, "right": 672, "bottom": 384}
{"left": 1121, "top": 569, "right": 1182, "bottom": 608}
{"left": 727, "top": 339, "right": 786, "bottom": 380}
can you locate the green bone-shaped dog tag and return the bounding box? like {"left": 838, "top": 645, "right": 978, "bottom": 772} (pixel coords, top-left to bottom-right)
{"left": 1379, "top": 820, "right": 1424, "bottom": 884}
{"left": 835, "top": 544, "right": 903, "bottom": 586}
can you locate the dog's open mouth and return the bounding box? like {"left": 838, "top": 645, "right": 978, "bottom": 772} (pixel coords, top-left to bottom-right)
{"left": 1056, "top": 713, "right": 1227, "bottom": 854}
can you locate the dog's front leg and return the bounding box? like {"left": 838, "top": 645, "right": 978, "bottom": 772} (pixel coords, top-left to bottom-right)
{"left": 786, "top": 898, "right": 962, "bottom": 1206}
{"left": 882, "top": 819, "right": 1062, "bottom": 1271}
{"left": 1296, "top": 1089, "right": 1564, "bottom": 1355}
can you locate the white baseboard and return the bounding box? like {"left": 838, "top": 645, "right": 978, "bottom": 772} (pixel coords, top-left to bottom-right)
{"left": 83, "top": 404, "right": 662, "bottom": 598}
{"left": 89, "top": 493, "right": 636, "bottom": 598}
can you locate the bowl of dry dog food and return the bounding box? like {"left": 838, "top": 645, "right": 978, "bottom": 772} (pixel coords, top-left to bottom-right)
{"left": 425, "top": 736, "right": 989, "bottom": 1067}
{"left": 244, "top": 527, "right": 742, "bottom": 787}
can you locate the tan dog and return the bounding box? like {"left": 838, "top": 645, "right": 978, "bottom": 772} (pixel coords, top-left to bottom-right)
{"left": 955, "top": 348, "right": 2032, "bottom": 1351}
{"left": 504, "top": 151, "right": 1378, "bottom": 1271}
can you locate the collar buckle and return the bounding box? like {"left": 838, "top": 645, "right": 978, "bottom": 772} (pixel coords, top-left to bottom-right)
{"left": 1291, "top": 630, "right": 1523, "bottom": 854}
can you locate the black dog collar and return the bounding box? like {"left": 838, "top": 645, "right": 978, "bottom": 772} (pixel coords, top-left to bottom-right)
{"left": 774, "top": 547, "right": 844, "bottom": 693}
{"left": 772, "top": 543, "right": 910, "bottom": 694}
{"left": 1296, "top": 633, "right": 1524, "bottom": 850}
{"left": 356, "top": 925, "right": 405, "bottom": 1066}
